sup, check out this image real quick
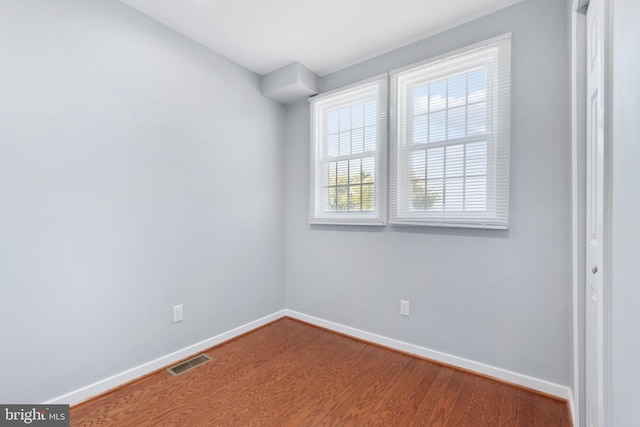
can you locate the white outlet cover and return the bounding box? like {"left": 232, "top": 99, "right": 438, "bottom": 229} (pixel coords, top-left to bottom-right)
{"left": 400, "top": 300, "right": 410, "bottom": 317}
{"left": 173, "top": 304, "right": 184, "bottom": 323}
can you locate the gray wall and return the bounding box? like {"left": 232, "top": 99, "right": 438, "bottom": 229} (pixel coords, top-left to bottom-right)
{"left": 611, "top": 0, "right": 640, "bottom": 424}
{"left": 285, "top": 0, "right": 572, "bottom": 386}
{"left": 0, "top": 0, "right": 285, "bottom": 403}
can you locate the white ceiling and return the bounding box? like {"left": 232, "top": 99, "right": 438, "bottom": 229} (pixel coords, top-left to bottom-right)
{"left": 120, "top": 0, "right": 522, "bottom": 77}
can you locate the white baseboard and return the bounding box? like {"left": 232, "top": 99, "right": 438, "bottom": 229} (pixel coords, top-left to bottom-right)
{"left": 48, "top": 308, "right": 572, "bottom": 415}
{"left": 45, "top": 310, "right": 287, "bottom": 406}
{"left": 285, "top": 309, "right": 572, "bottom": 401}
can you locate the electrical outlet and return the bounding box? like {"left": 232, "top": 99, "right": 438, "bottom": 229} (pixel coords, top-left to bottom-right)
{"left": 400, "top": 300, "right": 410, "bottom": 317}
{"left": 173, "top": 304, "right": 184, "bottom": 323}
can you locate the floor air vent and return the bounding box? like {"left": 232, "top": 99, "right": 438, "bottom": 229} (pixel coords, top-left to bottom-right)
{"left": 167, "top": 354, "right": 211, "bottom": 376}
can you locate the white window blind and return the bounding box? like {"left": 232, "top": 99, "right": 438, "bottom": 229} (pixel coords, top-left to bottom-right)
{"left": 390, "top": 34, "right": 511, "bottom": 229}
{"left": 309, "top": 75, "right": 387, "bottom": 225}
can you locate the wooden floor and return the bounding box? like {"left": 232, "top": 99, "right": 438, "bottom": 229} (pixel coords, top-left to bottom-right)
{"left": 70, "top": 318, "right": 571, "bottom": 426}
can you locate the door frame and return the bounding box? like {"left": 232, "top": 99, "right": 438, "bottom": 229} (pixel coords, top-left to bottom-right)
{"left": 571, "top": 0, "right": 612, "bottom": 425}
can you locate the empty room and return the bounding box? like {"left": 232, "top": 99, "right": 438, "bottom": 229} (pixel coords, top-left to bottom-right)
{"left": 1, "top": 0, "right": 638, "bottom": 425}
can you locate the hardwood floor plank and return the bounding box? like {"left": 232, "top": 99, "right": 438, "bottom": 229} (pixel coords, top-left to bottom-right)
{"left": 224, "top": 329, "right": 357, "bottom": 425}
{"left": 70, "top": 318, "right": 572, "bottom": 427}
{"left": 461, "top": 376, "right": 492, "bottom": 427}
{"left": 480, "top": 380, "right": 506, "bottom": 427}
{"left": 536, "top": 396, "right": 562, "bottom": 426}
{"left": 365, "top": 357, "right": 426, "bottom": 426}
{"left": 558, "top": 400, "right": 572, "bottom": 427}
{"left": 426, "top": 369, "right": 465, "bottom": 426}
{"left": 327, "top": 352, "right": 410, "bottom": 425}
{"left": 536, "top": 394, "right": 554, "bottom": 425}
{"left": 498, "top": 384, "right": 521, "bottom": 426}
{"left": 314, "top": 346, "right": 410, "bottom": 425}
{"left": 268, "top": 336, "right": 369, "bottom": 425}
{"left": 537, "top": 395, "right": 571, "bottom": 427}
{"left": 386, "top": 360, "right": 441, "bottom": 426}
{"left": 517, "top": 385, "right": 537, "bottom": 426}
{"left": 295, "top": 345, "right": 388, "bottom": 426}
{"left": 443, "top": 372, "right": 478, "bottom": 426}
{"left": 407, "top": 366, "right": 454, "bottom": 426}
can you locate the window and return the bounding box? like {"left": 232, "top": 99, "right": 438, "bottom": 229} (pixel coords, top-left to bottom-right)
{"left": 309, "top": 75, "right": 387, "bottom": 225}
{"left": 390, "top": 35, "right": 511, "bottom": 229}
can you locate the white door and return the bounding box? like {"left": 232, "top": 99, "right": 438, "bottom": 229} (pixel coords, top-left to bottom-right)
{"left": 586, "top": 0, "right": 607, "bottom": 425}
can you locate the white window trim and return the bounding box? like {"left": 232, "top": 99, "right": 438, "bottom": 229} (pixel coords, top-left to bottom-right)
{"left": 309, "top": 74, "right": 388, "bottom": 226}
{"left": 389, "top": 33, "right": 511, "bottom": 229}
